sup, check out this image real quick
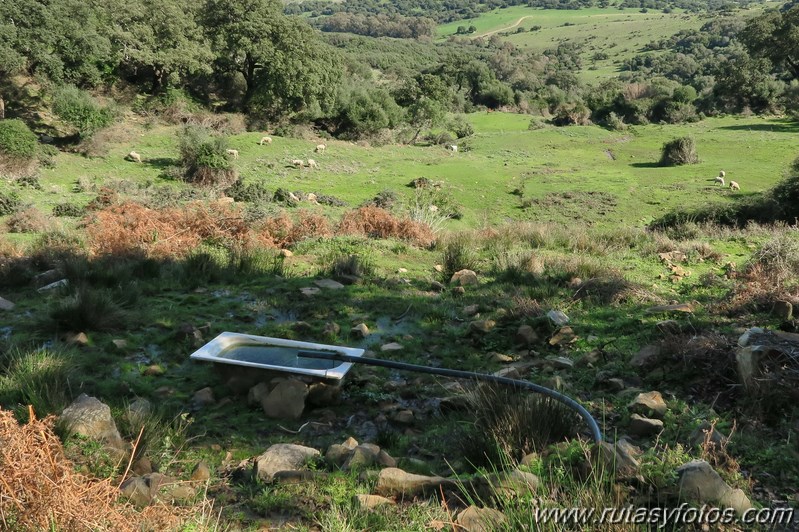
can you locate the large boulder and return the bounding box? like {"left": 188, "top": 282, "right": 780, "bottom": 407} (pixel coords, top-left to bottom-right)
{"left": 456, "top": 506, "right": 507, "bottom": 532}
{"left": 261, "top": 379, "right": 309, "bottom": 420}
{"left": 255, "top": 444, "right": 321, "bottom": 482}
{"left": 60, "top": 394, "right": 126, "bottom": 453}
{"left": 677, "top": 460, "right": 752, "bottom": 517}
{"left": 375, "top": 467, "right": 454, "bottom": 497}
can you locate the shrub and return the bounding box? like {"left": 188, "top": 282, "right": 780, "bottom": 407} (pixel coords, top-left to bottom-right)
{"left": 14, "top": 174, "right": 42, "bottom": 190}
{"left": 0, "top": 191, "right": 23, "bottom": 216}
{"left": 226, "top": 178, "right": 271, "bottom": 203}
{"left": 337, "top": 206, "right": 435, "bottom": 247}
{"left": 449, "top": 116, "right": 475, "bottom": 139}
{"left": 6, "top": 207, "right": 54, "bottom": 234}
{"left": 440, "top": 233, "right": 479, "bottom": 279}
{"left": 52, "top": 203, "right": 85, "bottom": 217}
{"left": 0, "top": 345, "right": 76, "bottom": 419}
{"left": 0, "top": 119, "right": 38, "bottom": 176}
{"left": 49, "top": 285, "right": 127, "bottom": 332}
{"left": 177, "top": 126, "right": 237, "bottom": 187}
{"left": 659, "top": 136, "right": 699, "bottom": 166}
{"left": 259, "top": 210, "right": 332, "bottom": 248}
{"left": 52, "top": 85, "right": 115, "bottom": 139}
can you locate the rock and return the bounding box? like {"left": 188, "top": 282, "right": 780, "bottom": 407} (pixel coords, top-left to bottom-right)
{"left": 629, "top": 414, "right": 664, "bottom": 437}
{"left": 629, "top": 391, "right": 668, "bottom": 419}
{"left": 677, "top": 460, "right": 752, "bottom": 516}
{"left": 132, "top": 456, "right": 153, "bottom": 476}
{"left": 64, "top": 332, "right": 89, "bottom": 346}
{"left": 142, "top": 364, "right": 164, "bottom": 376}
{"left": 490, "top": 352, "right": 514, "bottom": 363}
{"left": 255, "top": 444, "right": 321, "bottom": 482}
{"left": 645, "top": 302, "right": 694, "bottom": 313}
{"left": 354, "top": 494, "right": 395, "bottom": 510}
{"left": 630, "top": 344, "right": 662, "bottom": 368}
{"left": 549, "top": 326, "right": 576, "bottom": 346}
{"left": 375, "top": 468, "right": 453, "bottom": 497}
{"left": 451, "top": 286, "right": 466, "bottom": 296}
{"left": 0, "top": 296, "right": 15, "bottom": 311}
{"left": 577, "top": 349, "right": 601, "bottom": 367}
{"left": 37, "top": 279, "right": 69, "bottom": 293}
{"left": 605, "top": 378, "right": 626, "bottom": 392}
{"left": 300, "top": 287, "right": 320, "bottom": 297}
{"left": 175, "top": 323, "right": 203, "bottom": 346}
{"left": 480, "top": 469, "right": 540, "bottom": 497}
{"left": 192, "top": 387, "right": 215, "bottom": 407}
{"left": 430, "top": 281, "right": 445, "bottom": 292}
{"left": 112, "top": 339, "right": 128, "bottom": 349}
{"left": 357, "top": 420, "right": 379, "bottom": 443}
{"left": 546, "top": 310, "right": 570, "bottom": 326}
{"left": 772, "top": 300, "right": 793, "bottom": 320}
{"left": 127, "top": 398, "right": 152, "bottom": 420}
{"left": 191, "top": 461, "right": 211, "bottom": 482}
{"left": 280, "top": 249, "right": 293, "bottom": 257}
{"left": 314, "top": 279, "right": 345, "bottom": 290}
{"left": 60, "top": 394, "right": 126, "bottom": 453}
{"left": 326, "top": 444, "right": 353, "bottom": 467}
{"left": 469, "top": 320, "right": 496, "bottom": 334}
{"left": 377, "top": 449, "right": 397, "bottom": 468}
{"left": 380, "top": 342, "right": 404, "bottom": 352}
{"left": 434, "top": 264, "right": 443, "bottom": 272}
{"left": 248, "top": 382, "right": 271, "bottom": 406}
{"left": 344, "top": 444, "right": 380, "bottom": 470}
{"left": 351, "top": 323, "right": 370, "bottom": 338}
{"left": 546, "top": 356, "right": 574, "bottom": 370}
{"left": 463, "top": 304, "right": 480, "bottom": 316}
{"left": 33, "top": 269, "right": 62, "bottom": 287}
{"left": 261, "top": 379, "right": 308, "bottom": 420}
{"left": 450, "top": 269, "right": 478, "bottom": 286}
{"left": 391, "top": 410, "right": 414, "bottom": 425}
{"left": 544, "top": 375, "right": 565, "bottom": 391}
{"left": 456, "top": 506, "right": 507, "bottom": 532}
{"left": 493, "top": 367, "right": 521, "bottom": 379}
{"left": 595, "top": 441, "right": 641, "bottom": 481}
{"left": 307, "top": 382, "right": 341, "bottom": 407}
{"left": 656, "top": 320, "right": 681, "bottom": 334}
{"left": 689, "top": 421, "right": 727, "bottom": 449}
{"left": 737, "top": 327, "right": 765, "bottom": 347}
{"left": 515, "top": 325, "right": 538, "bottom": 345}
{"left": 120, "top": 476, "right": 151, "bottom": 507}
{"left": 323, "top": 322, "right": 341, "bottom": 336}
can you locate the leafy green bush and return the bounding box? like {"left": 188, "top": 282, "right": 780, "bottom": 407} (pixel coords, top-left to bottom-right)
{"left": 449, "top": 116, "right": 474, "bottom": 138}
{"left": 0, "top": 119, "right": 38, "bottom": 162}
{"left": 37, "top": 144, "right": 59, "bottom": 169}
{"left": 0, "top": 191, "right": 22, "bottom": 216}
{"left": 49, "top": 285, "right": 127, "bottom": 331}
{"left": 659, "top": 136, "right": 699, "bottom": 166}
{"left": 177, "top": 126, "right": 237, "bottom": 187}
{"left": 226, "top": 178, "right": 271, "bottom": 203}
{"left": 52, "top": 85, "right": 115, "bottom": 139}
{"left": 52, "top": 203, "right": 85, "bottom": 217}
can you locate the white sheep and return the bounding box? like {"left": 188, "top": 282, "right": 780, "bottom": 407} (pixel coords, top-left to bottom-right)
{"left": 714, "top": 176, "right": 725, "bottom": 186}
{"left": 127, "top": 151, "right": 142, "bottom": 163}
{"left": 291, "top": 159, "right": 304, "bottom": 168}
{"left": 447, "top": 144, "right": 458, "bottom": 152}
{"left": 306, "top": 159, "right": 318, "bottom": 169}
{"left": 729, "top": 180, "right": 740, "bottom": 191}
{"left": 260, "top": 136, "right": 272, "bottom": 145}
{"left": 315, "top": 144, "right": 326, "bottom": 153}
{"left": 226, "top": 149, "right": 239, "bottom": 159}
{"left": 719, "top": 170, "right": 726, "bottom": 178}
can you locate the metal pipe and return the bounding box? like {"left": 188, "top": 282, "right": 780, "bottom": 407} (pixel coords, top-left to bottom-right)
{"left": 297, "top": 350, "right": 602, "bottom": 444}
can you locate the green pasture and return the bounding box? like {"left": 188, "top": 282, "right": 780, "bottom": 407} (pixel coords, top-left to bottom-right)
{"left": 8, "top": 113, "right": 798, "bottom": 232}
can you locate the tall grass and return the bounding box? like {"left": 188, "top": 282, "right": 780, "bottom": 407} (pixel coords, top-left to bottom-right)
{"left": 0, "top": 345, "right": 77, "bottom": 420}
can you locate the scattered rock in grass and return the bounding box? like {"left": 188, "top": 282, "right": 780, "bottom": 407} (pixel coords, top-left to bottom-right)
{"left": 375, "top": 467, "right": 453, "bottom": 497}
{"left": 248, "top": 382, "right": 271, "bottom": 406}
{"left": 344, "top": 443, "right": 381, "bottom": 470}
{"left": 605, "top": 378, "right": 626, "bottom": 392}
{"left": 595, "top": 441, "right": 642, "bottom": 481}
{"left": 676, "top": 460, "right": 752, "bottom": 516}
{"left": 390, "top": 410, "right": 414, "bottom": 425}
{"left": 351, "top": 323, "right": 370, "bottom": 338}
{"left": 154, "top": 386, "right": 174, "bottom": 397}
{"left": 490, "top": 352, "right": 513, "bottom": 363}
{"left": 300, "top": 286, "right": 321, "bottom": 297}
{"left": 567, "top": 277, "right": 583, "bottom": 289}
{"left": 323, "top": 321, "right": 341, "bottom": 336}
{"left": 469, "top": 319, "right": 495, "bottom": 334}
{"left": 191, "top": 461, "right": 211, "bottom": 482}
{"left": 656, "top": 320, "right": 681, "bottom": 335}
{"left": 261, "top": 379, "right": 308, "bottom": 420}
{"left": 463, "top": 304, "right": 479, "bottom": 316}
{"left": 356, "top": 420, "right": 379, "bottom": 443}
{"left": 112, "top": 338, "right": 127, "bottom": 349}
{"left": 60, "top": 394, "right": 127, "bottom": 454}
{"left": 381, "top": 342, "right": 404, "bottom": 352}
{"left": 255, "top": 443, "right": 321, "bottom": 482}
{"left": 37, "top": 278, "right": 68, "bottom": 292}
{"left": 354, "top": 494, "right": 395, "bottom": 510}
{"left": 629, "top": 391, "right": 668, "bottom": 419}
{"left": 456, "top": 506, "right": 507, "bottom": 532}
{"left": 175, "top": 323, "right": 203, "bottom": 347}
{"left": 127, "top": 397, "right": 152, "bottom": 419}
{"left": 291, "top": 321, "right": 313, "bottom": 334}
{"left": 737, "top": 327, "right": 765, "bottom": 347}
{"left": 0, "top": 296, "right": 14, "bottom": 311}
{"left": 645, "top": 302, "right": 693, "bottom": 313}
{"left": 577, "top": 349, "right": 602, "bottom": 367}
{"left": 450, "top": 269, "right": 478, "bottom": 286}
{"left": 630, "top": 344, "right": 662, "bottom": 368}
{"left": 32, "top": 268, "right": 62, "bottom": 287}
{"left": 658, "top": 251, "right": 687, "bottom": 264}
{"left": 64, "top": 332, "right": 89, "bottom": 346}
{"left": 689, "top": 421, "right": 728, "bottom": 449}
{"left": 493, "top": 366, "right": 521, "bottom": 379}
{"left": 119, "top": 476, "right": 151, "bottom": 507}
{"left": 546, "top": 356, "right": 574, "bottom": 370}
{"left": 132, "top": 457, "right": 153, "bottom": 476}
{"left": 192, "top": 387, "right": 215, "bottom": 408}
{"left": 451, "top": 286, "right": 466, "bottom": 296}
{"left": 629, "top": 414, "right": 664, "bottom": 437}
{"left": 398, "top": 267, "right": 408, "bottom": 273}
{"left": 307, "top": 382, "right": 341, "bottom": 407}
{"left": 434, "top": 264, "right": 443, "bottom": 272}
{"left": 141, "top": 364, "right": 164, "bottom": 376}
{"left": 515, "top": 325, "right": 538, "bottom": 345}
{"left": 546, "top": 310, "right": 570, "bottom": 326}
{"left": 544, "top": 375, "right": 565, "bottom": 390}
{"left": 314, "top": 279, "right": 345, "bottom": 290}
{"left": 430, "top": 280, "right": 445, "bottom": 292}
{"left": 772, "top": 300, "right": 793, "bottom": 320}
{"left": 377, "top": 449, "right": 397, "bottom": 467}
{"left": 280, "top": 249, "right": 293, "bottom": 257}
{"left": 549, "top": 326, "right": 576, "bottom": 346}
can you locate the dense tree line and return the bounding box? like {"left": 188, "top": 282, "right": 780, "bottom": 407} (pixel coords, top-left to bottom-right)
{"left": 318, "top": 13, "right": 436, "bottom": 39}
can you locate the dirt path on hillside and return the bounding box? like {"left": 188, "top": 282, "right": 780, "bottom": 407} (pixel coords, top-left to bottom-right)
{"left": 475, "top": 15, "right": 534, "bottom": 38}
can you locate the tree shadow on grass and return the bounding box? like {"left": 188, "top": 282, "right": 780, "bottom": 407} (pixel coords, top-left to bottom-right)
{"left": 630, "top": 162, "right": 661, "bottom": 169}
{"left": 717, "top": 120, "right": 799, "bottom": 134}
{"left": 142, "top": 157, "right": 179, "bottom": 170}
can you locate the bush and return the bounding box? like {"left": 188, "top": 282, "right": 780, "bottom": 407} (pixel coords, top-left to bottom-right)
{"left": 337, "top": 206, "right": 435, "bottom": 247}
{"left": 49, "top": 285, "right": 127, "bottom": 332}
{"left": 440, "top": 233, "right": 479, "bottom": 279}
{"left": 52, "top": 85, "right": 115, "bottom": 139}
{"left": 448, "top": 116, "right": 474, "bottom": 139}
{"left": 177, "top": 126, "right": 237, "bottom": 188}
{"left": 0, "top": 119, "right": 38, "bottom": 162}
{"left": 37, "top": 144, "right": 59, "bottom": 169}
{"left": 53, "top": 203, "right": 85, "bottom": 217}
{"left": 6, "top": 207, "right": 54, "bottom": 234}
{"left": 659, "top": 136, "right": 699, "bottom": 166}
{"left": 0, "top": 191, "right": 22, "bottom": 216}
{"left": 226, "top": 178, "right": 271, "bottom": 203}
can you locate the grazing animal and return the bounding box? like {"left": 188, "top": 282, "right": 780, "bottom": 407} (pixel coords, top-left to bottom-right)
{"left": 719, "top": 170, "right": 726, "bottom": 178}
{"left": 447, "top": 144, "right": 458, "bottom": 152}
{"left": 306, "top": 159, "right": 318, "bottom": 169}
{"left": 260, "top": 136, "right": 273, "bottom": 145}
{"left": 729, "top": 180, "right": 740, "bottom": 191}
{"left": 291, "top": 159, "right": 304, "bottom": 168}
{"left": 714, "top": 176, "right": 725, "bottom": 186}
{"left": 315, "top": 144, "right": 326, "bottom": 153}
{"left": 127, "top": 151, "right": 142, "bottom": 163}
{"left": 226, "top": 149, "right": 239, "bottom": 159}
